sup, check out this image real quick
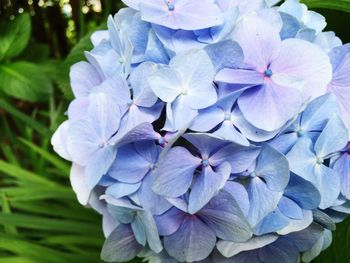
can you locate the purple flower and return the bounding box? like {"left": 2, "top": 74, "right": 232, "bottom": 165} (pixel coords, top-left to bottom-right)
{"left": 149, "top": 49, "right": 217, "bottom": 131}
{"left": 122, "top": 0, "right": 224, "bottom": 30}
{"left": 155, "top": 191, "right": 252, "bottom": 262}
{"left": 216, "top": 16, "right": 332, "bottom": 131}
{"left": 328, "top": 44, "right": 350, "bottom": 135}
{"left": 287, "top": 116, "right": 348, "bottom": 208}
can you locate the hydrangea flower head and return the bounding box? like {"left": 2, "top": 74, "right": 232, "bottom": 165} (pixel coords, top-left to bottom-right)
{"left": 52, "top": 0, "right": 350, "bottom": 262}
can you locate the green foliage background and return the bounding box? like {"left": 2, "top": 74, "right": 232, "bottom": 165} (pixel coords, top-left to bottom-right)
{"left": 0, "top": 1, "right": 349, "bottom": 262}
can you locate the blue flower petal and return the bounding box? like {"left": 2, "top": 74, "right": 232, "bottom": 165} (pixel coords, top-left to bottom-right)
{"left": 153, "top": 146, "right": 201, "bottom": 197}
{"left": 164, "top": 216, "right": 216, "bottom": 262}
{"left": 101, "top": 224, "right": 143, "bottom": 262}
{"left": 188, "top": 163, "right": 231, "bottom": 214}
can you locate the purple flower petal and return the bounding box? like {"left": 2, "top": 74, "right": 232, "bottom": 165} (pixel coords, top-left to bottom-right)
{"left": 278, "top": 196, "right": 304, "bottom": 220}
{"left": 216, "top": 69, "right": 264, "bottom": 85}
{"left": 246, "top": 177, "right": 283, "bottom": 227}
{"left": 164, "top": 216, "right": 216, "bottom": 262}
{"left": 106, "top": 182, "right": 141, "bottom": 199}
{"left": 183, "top": 132, "right": 229, "bottom": 157}
{"left": 198, "top": 190, "right": 252, "bottom": 242}
{"left": 333, "top": 153, "right": 350, "bottom": 198}
{"left": 70, "top": 61, "right": 101, "bottom": 98}
{"left": 108, "top": 144, "right": 150, "bottom": 183}
{"left": 217, "top": 234, "right": 278, "bottom": 258}
{"left": 101, "top": 224, "right": 143, "bottom": 262}
{"left": 253, "top": 207, "right": 290, "bottom": 235}
{"left": 284, "top": 174, "right": 321, "bottom": 210}
{"left": 232, "top": 16, "right": 281, "bottom": 70}
{"left": 130, "top": 62, "right": 159, "bottom": 107}
{"left": 188, "top": 163, "right": 231, "bottom": 214}
{"left": 139, "top": 0, "right": 224, "bottom": 30}
{"left": 153, "top": 146, "right": 201, "bottom": 197}
{"left": 210, "top": 144, "right": 260, "bottom": 173}
{"left": 190, "top": 106, "right": 224, "bottom": 132}
{"left": 155, "top": 207, "right": 186, "bottom": 236}
{"left": 138, "top": 171, "right": 172, "bottom": 215}
{"left": 270, "top": 38, "right": 332, "bottom": 100}
{"left": 238, "top": 81, "right": 302, "bottom": 131}
{"left": 255, "top": 144, "right": 290, "bottom": 192}
{"left": 314, "top": 116, "right": 348, "bottom": 157}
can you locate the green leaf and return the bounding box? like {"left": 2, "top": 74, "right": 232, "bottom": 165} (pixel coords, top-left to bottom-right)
{"left": 0, "top": 187, "right": 74, "bottom": 201}
{"left": 1, "top": 193, "right": 18, "bottom": 235}
{"left": 0, "top": 97, "right": 47, "bottom": 135}
{"left": 0, "top": 61, "right": 53, "bottom": 102}
{"left": 302, "top": 0, "right": 350, "bottom": 13}
{"left": 315, "top": 217, "right": 350, "bottom": 263}
{"left": 0, "top": 234, "right": 95, "bottom": 263}
{"left": 0, "top": 159, "right": 57, "bottom": 186}
{"left": 19, "top": 138, "right": 70, "bottom": 176}
{"left": 0, "top": 213, "right": 101, "bottom": 235}
{"left": 0, "top": 257, "right": 36, "bottom": 263}
{"left": 0, "top": 13, "right": 31, "bottom": 61}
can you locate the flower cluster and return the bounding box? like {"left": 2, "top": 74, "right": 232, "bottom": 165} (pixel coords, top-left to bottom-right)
{"left": 52, "top": 0, "right": 350, "bottom": 262}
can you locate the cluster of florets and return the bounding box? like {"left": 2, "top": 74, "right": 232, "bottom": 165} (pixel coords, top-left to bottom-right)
{"left": 52, "top": 0, "right": 350, "bottom": 262}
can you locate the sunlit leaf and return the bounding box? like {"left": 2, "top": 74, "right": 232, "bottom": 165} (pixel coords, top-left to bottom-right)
{"left": 0, "top": 62, "right": 53, "bottom": 102}
{"left": 302, "top": 0, "right": 350, "bottom": 13}
{"left": 0, "top": 13, "right": 31, "bottom": 61}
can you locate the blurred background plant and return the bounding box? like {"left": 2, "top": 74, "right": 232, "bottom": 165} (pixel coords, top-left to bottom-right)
{"left": 0, "top": 1, "right": 349, "bottom": 263}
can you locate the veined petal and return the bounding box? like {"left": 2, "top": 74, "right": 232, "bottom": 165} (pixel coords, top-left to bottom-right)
{"left": 287, "top": 138, "right": 318, "bottom": 184}
{"left": 213, "top": 122, "right": 250, "bottom": 146}
{"left": 238, "top": 82, "right": 302, "bottom": 131}
{"left": 247, "top": 177, "right": 283, "bottom": 227}
{"left": 70, "top": 163, "right": 89, "bottom": 205}
{"left": 148, "top": 67, "right": 182, "bottom": 103}
{"left": 190, "top": 106, "right": 225, "bottom": 132}
{"left": 155, "top": 207, "right": 186, "bottom": 236}
{"left": 106, "top": 182, "right": 141, "bottom": 199}
{"left": 164, "top": 216, "right": 216, "bottom": 262}
{"left": 216, "top": 69, "right": 264, "bottom": 85}
{"left": 314, "top": 164, "right": 341, "bottom": 209}
{"left": 188, "top": 163, "right": 231, "bottom": 214}
{"left": 232, "top": 15, "right": 281, "bottom": 70}
{"left": 101, "top": 224, "right": 143, "bottom": 262}
{"left": 70, "top": 61, "right": 101, "bottom": 98}
{"left": 314, "top": 116, "right": 348, "bottom": 158}
{"left": 270, "top": 38, "right": 332, "bottom": 100}
{"left": 183, "top": 132, "right": 229, "bottom": 157}
{"left": 284, "top": 174, "right": 321, "bottom": 210}
{"left": 199, "top": 191, "right": 252, "bottom": 242}
{"left": 210, "top": 144, "right": 260, "bottom": 173}
{"left": 108, "top": 144, "right": 150, "bottom": 184}
{"left": 333, "top": 153, "right": 350, "bottom": 198}
{"left": 217, "top": 234, "right": 278, "bottom": 258}
{"left": 139, "top": 0, "right": 224, "bottom": 30}
{"left": 255, "top": 144, "right": 290, "bottom": 192}
{"left": 153, "top": 146, "right": 201, "bottom": 197}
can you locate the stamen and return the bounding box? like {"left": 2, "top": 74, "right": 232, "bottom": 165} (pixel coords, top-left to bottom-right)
{"left": 149, "top": 163, "right": 157, "bottom": 170}
{"left": 264, "top": 69, "right": 273, "bottom": 78}
{"left": 224, "top": 113, "right": 231, "bottom": 121}
{"left": 297, "top": 129, "right": 305, "bottom": 137}
{"left": 202, "top": 159, "right": 210, "bottom": 167}
{"left": 127, "top": 99, "right": 134, "bottom": 106}
{"left": 167, "top": 2, "right": 175, "bottom": 11}
{"left": 250, "top": 171, "right": 257, "bottom": 177}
